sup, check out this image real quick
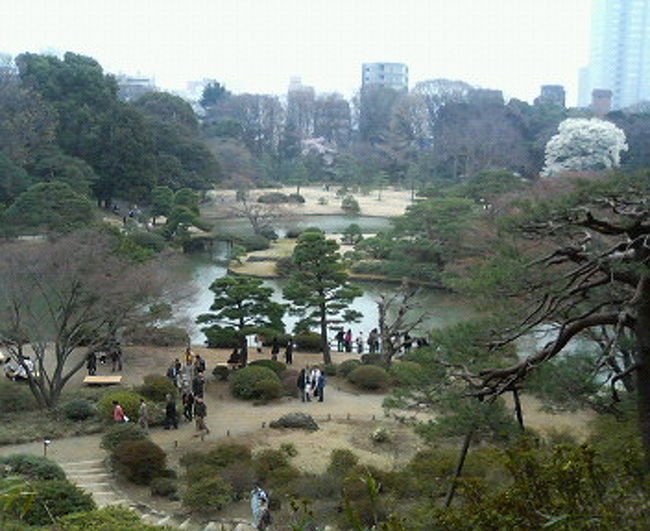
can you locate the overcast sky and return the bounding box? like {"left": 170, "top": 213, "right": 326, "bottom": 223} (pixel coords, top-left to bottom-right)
{"left": 1, "top": 0, "right": 592, "bottom": 104}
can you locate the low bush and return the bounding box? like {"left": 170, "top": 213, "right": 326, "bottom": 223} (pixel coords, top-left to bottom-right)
{"left": 212, "top": 365, "right": 230, "bottom": 381}
{"left": 294, "top": 332, "right": 323, "bottom": 352}
{"left": 341, "top": 195, "right": 360, "bottom": 214}
{"left": 388, "top": 360, "right": 422, "bottom": 386}
{"left": 258, "top": 192, "right": 289, "bottom": 203}
{"left": 324, "top": 363, "right": 338, "bottom": 376}
{"left": 0, "top": 379, "right": 37, "bottom": 412}
{"left": 230, "top": 366, "right": 280, "bottom": 400}
{"left": 338, "top": 359, "right": 362, "bottom": 377}
{"left": 259, "top": 331, "right": 290, "bottom": 347}
{"left": 219, "top": 462, "right": 256, "bottom": 501}
{"left": 347, "top": 365, "right": 389, "bottom": 390}
{"left": 100, "top": 423, "right": 147, "bottom": 451}
{"left": 122, "top": 326, "right": 189, "bottom": 347}
{"left": 97, "top": 391, "right": 145, "bottom": 421}
{"left": 128, "top": 231, "right": 167, "bottom": 252}
{"left": 288, "top": 193, "right": 305, "bottom": 203}
{"left": 24, "top": 479, "right": 95, "bottom": 526}
{"left": 285, "top": 228, "right": 303, "bottom": 239}
{"left": 183, "top": 476, "right": 233, "bottom": 512}
{"left": 254, "top": 378, "right": 283, "bottom": 401}
{"left": 0, "top": 454, "right": 65, "bottom": 480}
{"left": 56, "top": 506, "right": 160, "bottom": 531}
{"left": 138, "top": 374, "right": 177, "bottom": 402}
{"left": 281, "top": 443, "right": 298, "bottom": 457}
{"left": 180, "top": 443, "right": 252, "bottom": 472}
{"left": 61, "top": 399, "right": 96, "bottom": 421}
{"left": 249, "top": 359, "right": 287, "bottom": 375}
{"left": 236, "top": 234, "right": 270, "bottom": 252}
{"left": 112, "top": 439, "right": 166, "bottom": 485}
{"left": 150, "top": 477, "right": 177, "bottom": 497}
{"left": 203, "top": 326, "right": 243, "bottom": 348}
{"left": 253, "top": 448, "right": 300, "bottom": 486}
{"left": 328, "top": 448, "right": 359, "bottom": 476}
{"left": 360, "top": 353, "right": 385, "bottom": 366}
{"left": 259, "top": 226, "right": 279, "bottom": 240}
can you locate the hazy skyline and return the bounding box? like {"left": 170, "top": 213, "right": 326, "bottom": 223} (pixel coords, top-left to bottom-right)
{"left": 2, "top": 0, "right": 592, "bottom": 104}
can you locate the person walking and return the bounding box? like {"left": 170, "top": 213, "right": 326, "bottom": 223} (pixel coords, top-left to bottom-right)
{"left": 250, "top": 483, "right": 270, "bottom": 530}
{"left": 164, "top": 393, "right": 178, "bottom": 430}
{"left": 86, "top": 352, "right": 97, "bottom": 376}
{"left": 368, "top": 328, "right": 379, "bottom": 354}
{"left": 138, "top": 398, "right": 150, "bottom": 433}
{"left": 194, "top": 354, "right": 206, "bottom": 374}
{"left": 285, "top": 337, "right": 294, "bottom": 365}
{"left": 297, "top": 367, "right": 307, "bottom": 402}
{"left": 182, "top": 391, "right": 194, "bottom": 421}
{"left": 112, "top": 400, "right": 126, "bottom": 423}
{"left": 317, "top": 371, "right": 326, "bottom": 402}
{"left": 270, "top": 337, "right": 280, "bottom": 361}
{"left": 192, "top": 372, "right": 205, "bottom": 398}
{"left": 194, "top": 396, "right": 210, "bottom": 434}
{"left": 344, "top": 329, "right": 353, "bottom": 352}
{"left": 335, "top": 329, "right": 345, "bottom": 352}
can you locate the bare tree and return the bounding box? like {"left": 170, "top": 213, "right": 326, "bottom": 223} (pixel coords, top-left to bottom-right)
{"left": 0, "top": 231, "right": 171, "bottom": 407}
{"left": 228, "top": 198, "right": 292, "bottom": 236}
{"left": 377, "top": 281, "right": 429, "bottom": 366}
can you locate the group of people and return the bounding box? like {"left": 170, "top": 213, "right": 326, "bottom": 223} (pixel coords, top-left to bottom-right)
{"left": 296, "top": 366, "right": 326, "bottom": 402}
{"left": 3, "top": 355, "right": 36, "bottom": 382}
{"left": 334, "top": 329, "right": 430, "bottom": 356}
{"left": 86, "top": 340, "right": 123, "bottom": 375}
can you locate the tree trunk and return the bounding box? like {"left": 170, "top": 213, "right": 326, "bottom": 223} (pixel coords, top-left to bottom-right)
{"left": 512, "top": 387, "right": 525, "bottom": 430}
{"left": 445, "top": 428, "right": 474, "bottom": 507}
{"left": 634, "top": 276, "right": 650, "bottom": 470}
{"left": 320, "top": 303, "right": 331, "bottom": 365}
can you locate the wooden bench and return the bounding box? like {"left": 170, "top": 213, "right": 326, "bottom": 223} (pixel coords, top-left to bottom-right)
{"left": 83, "top": 375, "right": 123, "bottom": 386}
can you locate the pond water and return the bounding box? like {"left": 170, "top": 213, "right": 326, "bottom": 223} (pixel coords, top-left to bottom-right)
{"left": 175, "top": 240, "right": 474, "bottom": 345}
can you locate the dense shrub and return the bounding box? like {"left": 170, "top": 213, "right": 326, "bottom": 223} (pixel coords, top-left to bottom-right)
{"left": 254, "top": 378, "right": 283, "bottom": 401}
{"left": 128, "top": 231, "right": 167, "bottom": 252}
{"left": 62, "top": 399, "right": 96, "bottom": 421}
{"left": 24, "top": 479, "right": 95, "bottom": 526}
{"left": 327, "top": 449, "right": 359, "bottom": 476}
{"left": 150, "top": 477, "right": 177, "bottom": 497}
{"left": 181, "top": 443, "right": 252, "bottom": 472}
{"left": 258, "top": 192, "right": 289, "bottom": 203}
{"left": 98, "top": 391, "right": 145, "bottom": 421}
{"left": 360, "top": 353, "right": 385, "bottom": 366}
{"left": 275, "top": 256, "right": 296, "bottom": 277}
{"left": 212, "top": 365, "right": 230, "bottom": 381}
{"left": 347, "top": 365, "right": 389, "bottom": 390}
{"left": 259, "top": 226, "right": 279, "bottom": 240}
{"left": 219, "top": 462, "right": 256, "bottom": 501}
{"left": 100, "top": 423, "right": 147, "bottom": 451}
{"left": 341, "top": 195, "right": 360, "bottom": 214}
{"left": 138, "top": 374, "right": 177, "bottom": 402}
{"left": 0, "top": 454, "right": 65, "bottom": 480}
{"left": 203, "top": 326, "right": 243, "bottom": 348}
{"left": 288, "top": 193, "right": 305, "bottom": 203}
{"left": 253, "top": 448, "right": 300, "bottom": 486}
{"left": 122, "top": 325, "right": 189, "bottom": 347}
{"left": 294, "top": 332, "right": 323, "bottom": 352}
{"left": 249, "top": 359, "right": 287, "bottom": 375}
{"left": 236, "top": 234, "right": 270, "bottom": 252}
{"left": 389, "top": 360, "right": 422, "bottom": 386}
{"left": 338, "top": 359, "right": 362, "bottom": 376}
{"left": 112, "top": 439, "right": 166, "bottom": 485}
{"left": 230, "top": 366, "right": 280, "bottom": 400}
{"left": 183, "top": 476, "right": 233, "bottom": 512}
{"left": 57, "top": 506, "right": 160, "bottom": 531}
{"left": 285, "top": 228, "right": 303, "bottom": 239}
{"left": 0, "top": 379, "right": 37, "bottom": 412}
{"left": 324, "top": 363, "right": 338, "bottom": 376}
{"left": 259, "top": 331, "right": 290, "bottom": 347}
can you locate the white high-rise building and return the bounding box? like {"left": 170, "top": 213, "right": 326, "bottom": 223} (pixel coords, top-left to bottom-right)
{"left": 579, "top": 0, "right": 650, "bottom": 109}
{"left": 361, "top": 63, "right": 408, "bottom": 91}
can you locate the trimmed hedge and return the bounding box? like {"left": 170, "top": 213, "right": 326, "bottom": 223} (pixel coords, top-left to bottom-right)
{"left": 0, "top": 379, "right": 37, "bottom": 412}
{"left": 230, "top": 366, "right": 280, "bottom": 400}
{"left": 122, "top": 325, "right": 189, "bottom": 347}
{"left": 138, "top": 374, "right": 177, "bottom": 402}
{"left": 347, "top": 365, "right": 389, "bottom": 390}
{"left": 112, "top": 439, "right": 167, "bottom": 485}
{"left": 183, "top": 475, "right": 234, "bottom": 513}
{"left": 203, "top": 326, "right": 243, "bottom": 348}
{"left": 0, "top": 454, "right": 65, "bottom": 480}
{"left": 249, "top": 359, "right": 287, "bottom": 375}
{"left": 98, "top": 391, "right": 145, "bottom": 421}
{"left": 294, "top": 332, "right": 323, "bottom": 352}
{"left": 57, "top": 506, "right": 160, "bottom": 531}
{"left": 150, "top": 477, "right": 177, "bottom": 497}
{"left": 24, "top": 479, "right": 95, "bottom": 525}
{"left": 338, "top": 359, "right": 362, "bottom": 376}
{"left": 100, "top": 423, "right": 147, "bottom": 451}
{"left": 62, "top": 399, "right": 96, "bottom": 421}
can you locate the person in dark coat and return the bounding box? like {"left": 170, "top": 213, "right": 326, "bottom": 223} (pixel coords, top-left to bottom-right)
{"left": 86, "top": 352, "right": 97, "bottom": 376}
{"left": 270, "top": 337, "right": 280, "bottom": 361}
{"left": 194, "top": 397, "right": 209, "bottom": 433}
{"left": 192, "top": 372, "right": 205, "bottom": 398}
{"left": 285, "top": 337, "right": 294, "bottom": 365}
{"left": 164, "top": 393, "right": 178, "bottom": 429}
{"left": 297, "top": 368, "right": 307, "bottom": 402}
{"left": 182, "top": 392, "right": 194, "bottom": 421}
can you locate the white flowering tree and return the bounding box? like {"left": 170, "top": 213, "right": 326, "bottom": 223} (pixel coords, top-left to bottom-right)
{"left": 542, "top": 118, "right": 628, "bottom": 177}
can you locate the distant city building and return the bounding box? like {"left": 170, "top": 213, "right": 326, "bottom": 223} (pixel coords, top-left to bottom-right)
{"left": 534, "top": 85, "right": 566, "bottom": 108}
{"left": 116, "top": 74, "right": 156, "bottom": 101}
{"left": 579, "top": 0, "right": 650, "bottom": 109}
{"left": 361, "top": 62, "right": 408, "bottom": 91}
{"left": 591, "top": 88, "right": 613, "bottom": 116}
{"left": 287, "top": 77, "right": 316, "bottom": 140}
